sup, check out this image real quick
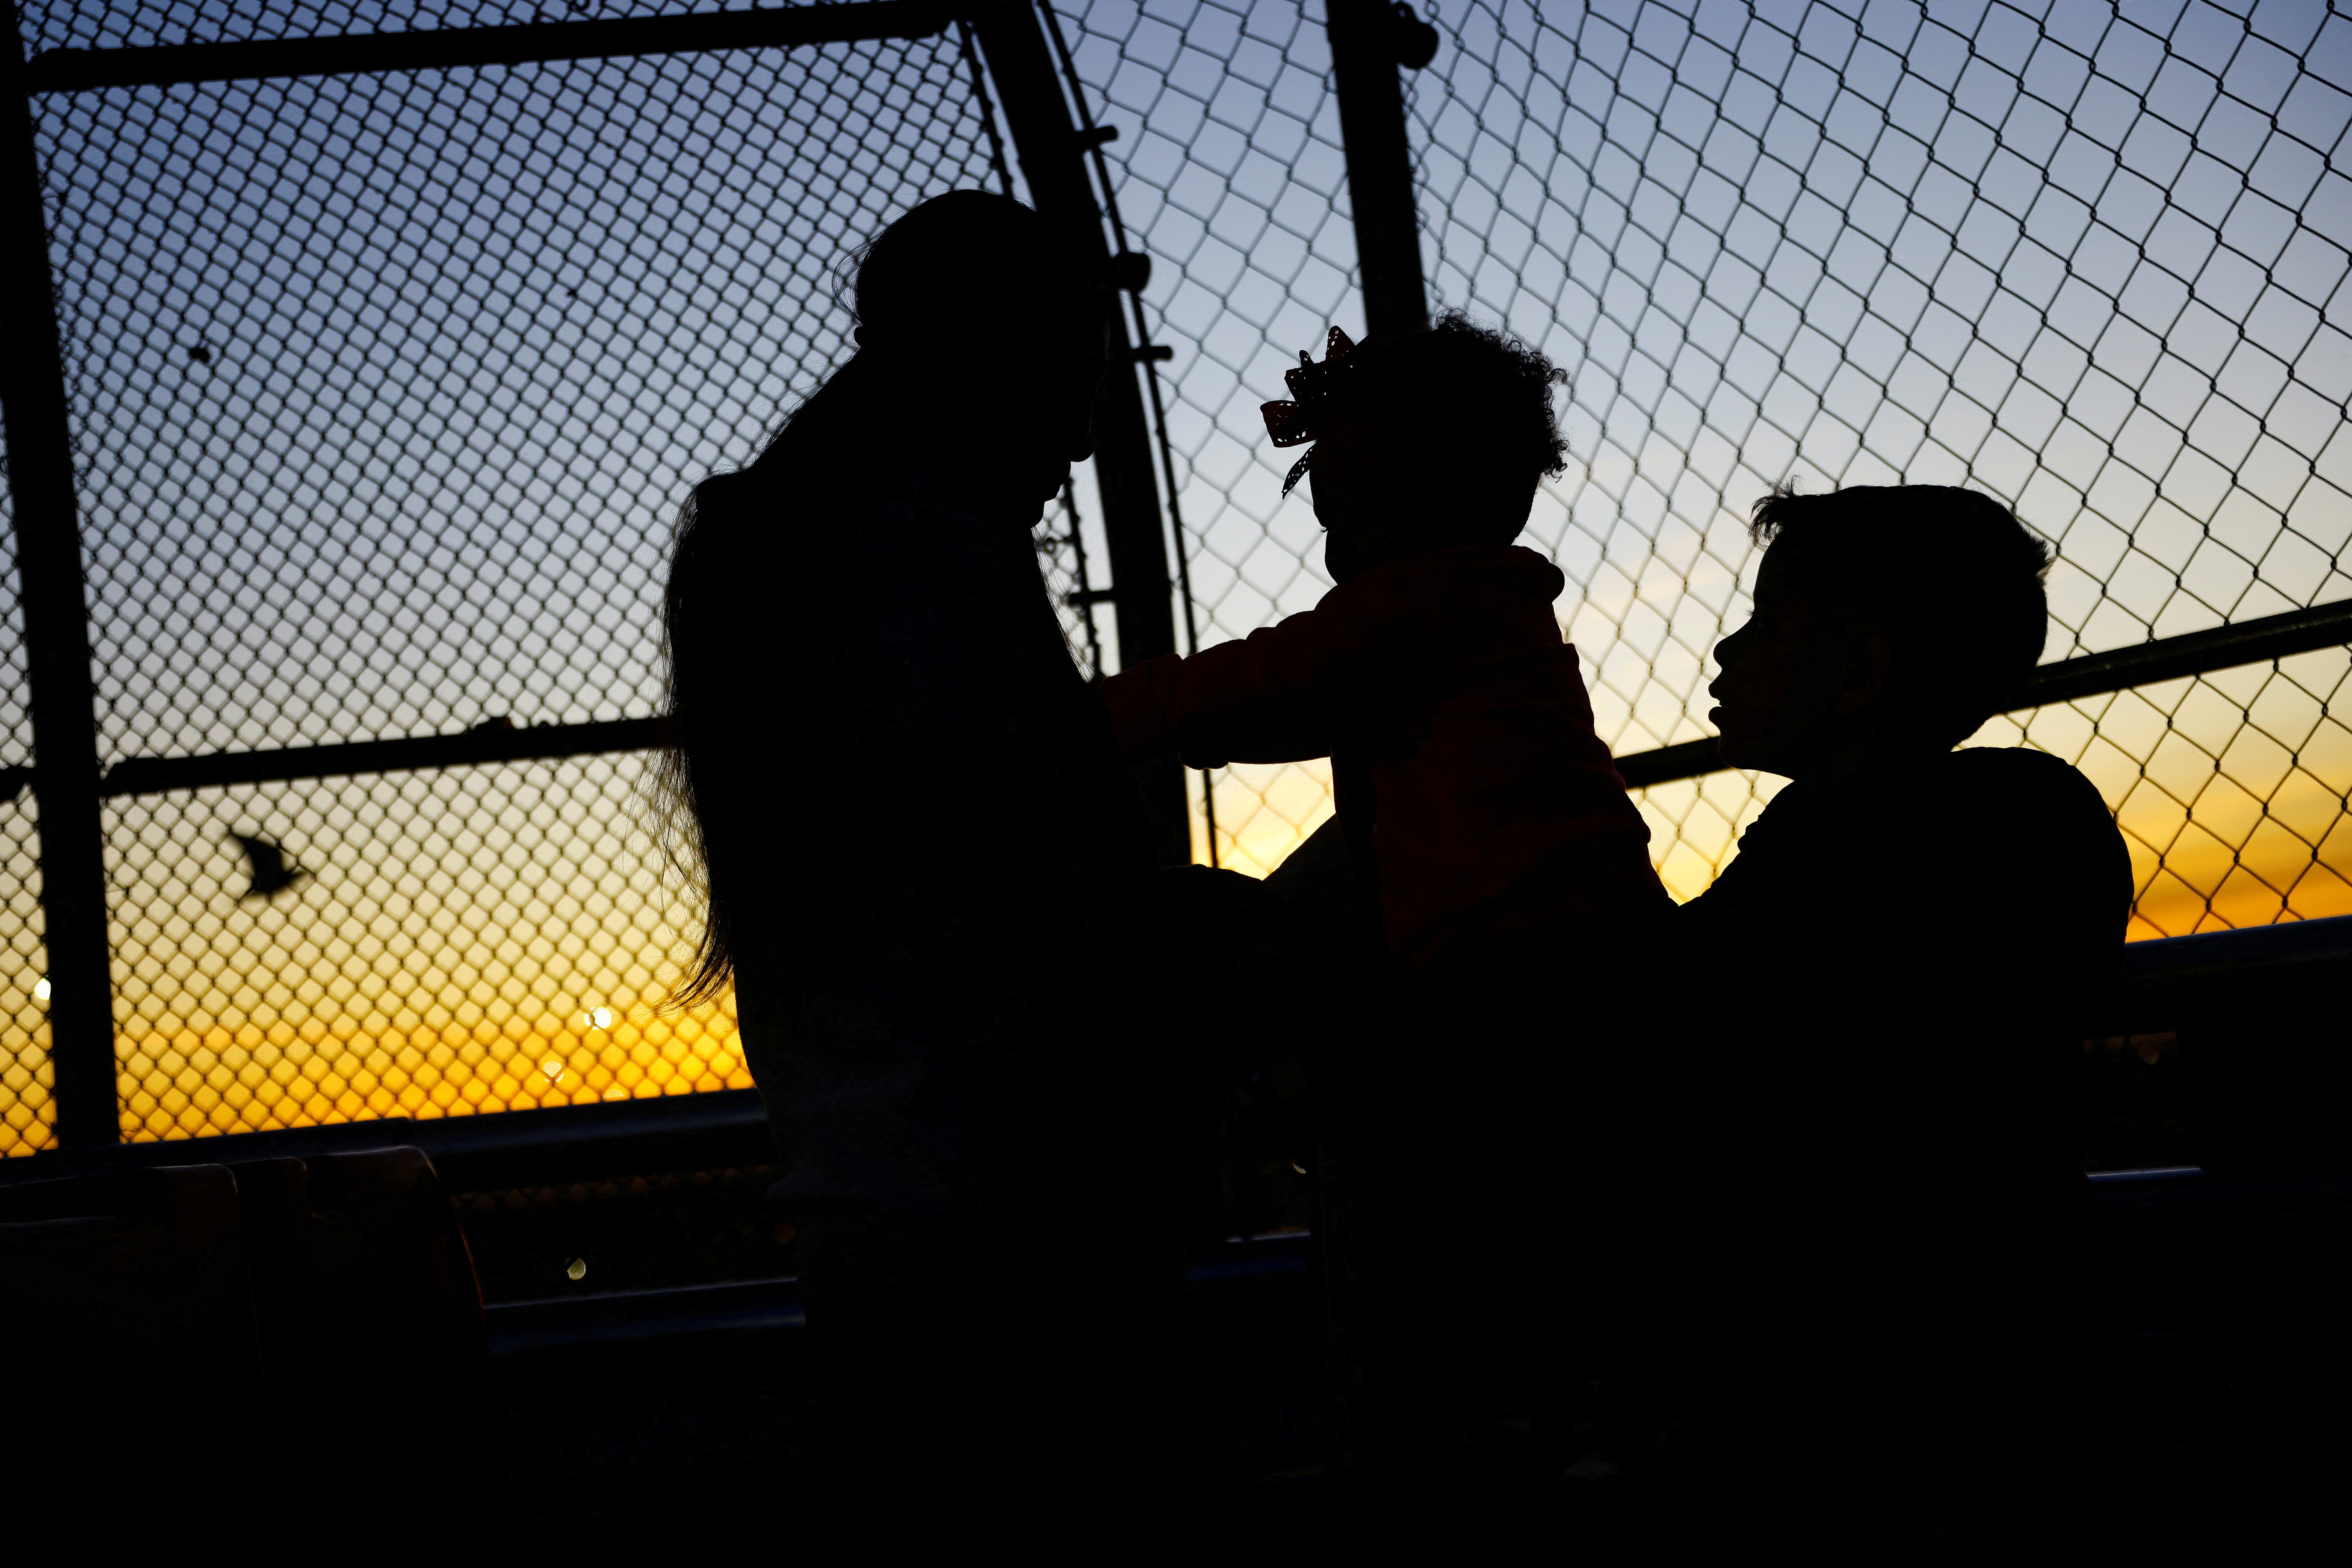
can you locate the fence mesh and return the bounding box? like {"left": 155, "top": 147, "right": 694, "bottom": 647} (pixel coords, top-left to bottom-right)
{"left": 0, "top": 478, "right": 50, "bottom": 1158}
{"left": 20, "top": 1, "right": 1013, "bottom": 1138}
{"left": 6, "top": 0, "right": 2349, "bottom": 1153}
{"left": 1059, "top": 0, "right": 2351, "bottom": 938}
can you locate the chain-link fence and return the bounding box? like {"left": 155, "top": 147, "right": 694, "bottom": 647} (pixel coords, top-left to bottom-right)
{"left": 1052, "top": 0, "right": 1355, "bottom": 869}
{"left": 10, "top": 0, "right": 1023, "bottom": 1146}
{"left": 0, "top": 480, "right": 47, "bottom": 1158}
{"left": 1061, "top": 0, "right": 2350, "bottom": 937}
{"left": 4, "top": 0, "right": 2346, "bottom": 1159}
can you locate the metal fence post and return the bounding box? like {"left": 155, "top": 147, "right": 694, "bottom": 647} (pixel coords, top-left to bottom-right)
{"left": 1313, "top": 0, "right": 1441, "bottom": 1476}
{"left": 970, "top": 0, "right": 1188, "bottom": 865}
{"left": 1, "top": 3, "right": 117, "bottom": 1148}
{"left": 1326, "top": 0, "right": 1430, "bottom": 338}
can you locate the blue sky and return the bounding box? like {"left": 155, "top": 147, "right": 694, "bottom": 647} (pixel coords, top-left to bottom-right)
{"left": 0, "top": 0, "right": 2346, "bottom": 1148}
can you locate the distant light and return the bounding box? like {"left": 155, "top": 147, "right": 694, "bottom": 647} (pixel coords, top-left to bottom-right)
{"left": 564, "top": 1258, "right": 587, "bottom": 1282}
{"left": 588, "top": 1007, "right": 614, "bottom": 1029}
{"left": 32, "top": 977, "right": 50, "bottom": 1002}
{"left": 541, "top": 1059, "right": 563, "bottom": 1082}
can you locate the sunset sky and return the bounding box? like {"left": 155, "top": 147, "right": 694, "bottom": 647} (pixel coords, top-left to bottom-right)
{"left": 1, "top": 0, "right": 2345, "bottom": 1157}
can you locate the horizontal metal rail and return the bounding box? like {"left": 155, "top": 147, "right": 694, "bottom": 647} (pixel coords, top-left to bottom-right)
{"left": 8, "top": 917, "right": 2339, "bottom": 1187}
{"left": 1616, "top": 597, "right": 2352, "bottom": 790}
{"left": 73, "top": 604, "right": 2352, "bottom": 801}
{"left": 100, "top": 716, "right": 660, "bottom": 797}
{"left": 487, "top": 1276, "right": 807, "bottom": 1355}
{"left": 1614, "top": 737, "right": 1727, "bottom": 791}
{"left": 23, "top": 1, "right": 951, "bottom": 94}
{"left": 483, "top": 1231, "right": 1315, "bottom": 1355}
{"left": 2019, "top": 598, "right": 2352, "bottom": 708}
{"left": 1, "top": 1083, "right": 777, "bottom": 1191}
{"left": 2104, "top": 908, "right": 2351, "bottom": 1034}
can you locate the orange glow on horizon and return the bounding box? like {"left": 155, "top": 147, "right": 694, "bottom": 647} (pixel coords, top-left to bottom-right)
{"left": 111, "top": 983, "right": 746, "bottom": 1147}
{"left": 4, "top": 647, "right": 2346, "bottom": 1162}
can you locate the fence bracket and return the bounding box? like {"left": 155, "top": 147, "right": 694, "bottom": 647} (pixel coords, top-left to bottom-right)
{"left": 972, "top": 1, "right": 1188, "bottom": 865}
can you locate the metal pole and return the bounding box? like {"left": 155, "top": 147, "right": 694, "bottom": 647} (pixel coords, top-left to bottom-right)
{"left": 0, "top": 2, "right": 116, "bottom": 1147}
{"left": 1035, "top": 1, "right": 1220, "bottom": 867}
{"left": 1325, "top": 0, "right": 1431, "bottom": 339}
{"left": 969, "top": 0, "right": 1189, "bottom": 865}
{"left": 1615, "top": 596, "right": 2352, "bottom": 789}
{"left": 1309, "top": 11, "right": 1438, "bottom": 1465}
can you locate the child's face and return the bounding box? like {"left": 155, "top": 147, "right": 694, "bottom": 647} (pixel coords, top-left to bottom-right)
{"left": 1306, "top": 410, "right": 1401, "bottom": 582}
{"left": 1307, "top": 402, "right": 1540, "bottom": 580}
{"left": 1311, "top": 408, "right": 1521, "bottom": 582}
{"left": 1708, "top": 547, "right": 1890, "bottom": 778}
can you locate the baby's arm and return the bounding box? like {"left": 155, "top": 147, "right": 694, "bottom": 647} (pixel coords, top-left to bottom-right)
{"left": 1099, "top": 546, "right": 1558, "bottom": 765}
{"left": 1101, "top": 611, "right": 1354, "bottom": 767}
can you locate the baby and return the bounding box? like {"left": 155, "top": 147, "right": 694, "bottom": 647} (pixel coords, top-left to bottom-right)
{"left": 1102, "top": 312, "right": 1667, "bottom": 966}
{"left": 1101, "top": 312, "right": 1672, "bottom": 1485}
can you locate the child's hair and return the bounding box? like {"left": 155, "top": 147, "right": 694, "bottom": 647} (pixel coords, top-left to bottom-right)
{"left": 1751, "top": 484, "right": 2054, "bottom": 747}
{"left": 659, "top": 191, "right": 1095, "bottom": 1003}
{"left": 1287, "top": 310, "right": 1569, "bottom": 526}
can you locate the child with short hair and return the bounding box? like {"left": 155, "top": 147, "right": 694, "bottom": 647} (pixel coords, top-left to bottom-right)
{"left": 1103, "top": 312, "right": 1669, "bottom": 964}
{"left": 1615, "top": 484, "right": 2133, "bottom": 1535}
{"left": 1693, "top": 483, "right": 2127, "bottom": 1195}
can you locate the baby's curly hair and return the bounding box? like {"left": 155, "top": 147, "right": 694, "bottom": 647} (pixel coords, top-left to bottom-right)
{"left": 1287, "top": 309, "right": 1569, "bottom": 501}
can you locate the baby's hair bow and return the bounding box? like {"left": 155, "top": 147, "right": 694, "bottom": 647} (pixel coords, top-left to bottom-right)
{"left": 1261, "top": 327, "right": 1358, "bottom": 495}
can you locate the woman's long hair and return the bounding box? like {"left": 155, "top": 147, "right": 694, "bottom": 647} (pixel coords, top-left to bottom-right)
{"left": 656, "top": 191, "right": 1093, "bottom": 1004}
{"left": 656, "top": 357, "right": 877, "bottom": 1004}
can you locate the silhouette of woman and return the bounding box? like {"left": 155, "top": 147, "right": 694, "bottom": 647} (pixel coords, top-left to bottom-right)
{"left": 659, "top": 192, "right": 1237, "bottom": 1520}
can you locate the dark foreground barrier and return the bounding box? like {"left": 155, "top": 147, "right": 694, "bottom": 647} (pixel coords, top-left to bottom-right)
{"left": 2, "top": 915, "right": 2345, "bottom": 1544}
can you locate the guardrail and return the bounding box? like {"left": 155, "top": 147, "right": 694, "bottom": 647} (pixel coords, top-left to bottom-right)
{"left": 1618, "top": 600, "right": 2352, "bottom": 789}
{"left": 6, "top": 911, "right": 2337, "bottom": 1189}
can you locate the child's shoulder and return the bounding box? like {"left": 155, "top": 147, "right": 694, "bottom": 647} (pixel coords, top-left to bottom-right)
{"left": 1937, "top": 745, "right": 2106, "bottom": 812}
{"left": 1335, "top": 542, "right": 1564, "bottom": 605}
{"left": 1933, "top": 747, "right": 2129, "bottom": 896}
